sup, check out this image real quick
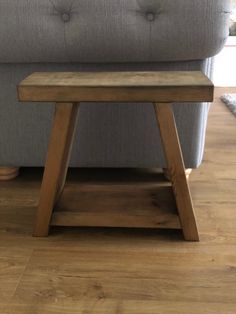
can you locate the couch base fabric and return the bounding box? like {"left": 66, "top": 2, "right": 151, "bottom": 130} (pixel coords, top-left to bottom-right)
{"left": 0, "top": 60, "right": 211, "bottom": 168}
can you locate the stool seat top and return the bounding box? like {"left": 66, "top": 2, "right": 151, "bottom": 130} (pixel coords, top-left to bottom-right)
{"left": 18, "top": 71, "right": 213, "bottom": 103}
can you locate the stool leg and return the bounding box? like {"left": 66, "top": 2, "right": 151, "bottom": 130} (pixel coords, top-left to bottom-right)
{"left": 55, "top": 105, "right": 80, "bottom": 204}
{"left": 34, "top": 103, "right": 79, "bottom": 237}
{"left": 153, "top": 103, "right": 199, "bottom": 241}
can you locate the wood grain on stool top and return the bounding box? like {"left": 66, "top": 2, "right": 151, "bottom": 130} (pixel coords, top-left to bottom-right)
{"left": 18, "top": 71, "right": 214, "bottom": 103}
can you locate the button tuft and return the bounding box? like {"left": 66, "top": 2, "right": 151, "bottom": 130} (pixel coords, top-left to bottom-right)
{"left": 61, "top": 12, "right": 70, "bottom": 23}
{"left": 146, "top": 12, "right": 155, "bottom": 22}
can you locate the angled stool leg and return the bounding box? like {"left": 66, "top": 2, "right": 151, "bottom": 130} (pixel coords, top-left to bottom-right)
{"left": 34, "top": 103, "right": 79, "bottom": 237}
{"left": 153, "top": 103, "right": 199, "bottom": 241}
{"left": 55, "top": 104, "right": 80, "bottom": 204}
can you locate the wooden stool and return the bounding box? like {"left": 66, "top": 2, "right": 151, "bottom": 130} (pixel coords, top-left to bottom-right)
{"left": 18, "top": 71, "right": 213, "bottom": 241}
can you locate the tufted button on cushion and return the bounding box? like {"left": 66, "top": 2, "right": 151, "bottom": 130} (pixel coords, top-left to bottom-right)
{"left": 61, "top": 12, "right": 70, "bottom": 23}
{"left": 146, "top": 12, "right": 155, "bottom": 22}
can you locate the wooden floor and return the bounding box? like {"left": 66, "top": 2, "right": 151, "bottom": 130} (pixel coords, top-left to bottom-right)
{"left": 0, "top": 88, "right": 236, "bottom": 314}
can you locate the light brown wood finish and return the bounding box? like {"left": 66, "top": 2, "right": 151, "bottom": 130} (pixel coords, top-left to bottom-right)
{"left": 0, "top": 89, "right": 236, "bottom": 313}
{"left": 18, "top": 71, "right": 213, "bottom": 103}
{"left": 154, "top": 103, "right": 199, "bottom": 241}
{"left": 34, "top": 103, "right": 79, "bottom": 237}
{"left": 0, "top": 167, "right": 19, "bottom": 181}
{"left": 18, "top": 71, "right": 213, "bottom": 239}
{"left": 51, "top": 170, "right": 181, "bottom": 229}
{"left": 18, "top": 71, "right": 214, "bottom": 87}
{"left": 55, "top": 104, "right": 80, "bottom": 203}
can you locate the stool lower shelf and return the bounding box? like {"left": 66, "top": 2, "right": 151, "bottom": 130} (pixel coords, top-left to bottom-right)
{"left": 50, "top": 168, "right": 181, "bottom": 230}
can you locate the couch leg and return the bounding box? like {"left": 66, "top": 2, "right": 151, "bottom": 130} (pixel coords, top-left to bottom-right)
{"left": 163, "top": 168, "right": 192, "bottom": 181}
{"left": 0, "top": 167, "right": 20, "bottom": 181}
{"left": 185, "top": 169, "right": 193, "bottom": 180}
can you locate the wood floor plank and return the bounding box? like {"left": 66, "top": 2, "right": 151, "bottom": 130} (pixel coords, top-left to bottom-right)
{"left": 3, "top": 301, "right": 236, "bottom": 314}
{"left": 0, "top": 248, "right": 32, "bottom": 303}
{"left": 5, "top": 248, "right": 235, "bottom": 312}
{"left": 10, "top": 276, "right": 236, "bottom": 305}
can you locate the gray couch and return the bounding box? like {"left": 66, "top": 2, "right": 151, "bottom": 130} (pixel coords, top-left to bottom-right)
{"left": 0, "top": 0, "right": 231, "bottom": 169}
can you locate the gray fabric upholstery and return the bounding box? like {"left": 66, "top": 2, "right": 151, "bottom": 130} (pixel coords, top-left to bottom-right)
{"left": 0, "top": 0, "right": 230, "bottom": 168}
{"left": 0, "top": 60, "right": 211, "bottom": 168}
{"left": 0, "top": 0, "right": 230, "bottom": 63}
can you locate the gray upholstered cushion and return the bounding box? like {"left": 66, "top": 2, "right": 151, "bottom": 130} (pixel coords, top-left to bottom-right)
{"left": 0, "top": 0, "right": 230, "bottom": 63}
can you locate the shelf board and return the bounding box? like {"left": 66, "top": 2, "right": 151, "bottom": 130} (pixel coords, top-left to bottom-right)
{"left": 51, "top": 169, "right": 181, "bottom": 230}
